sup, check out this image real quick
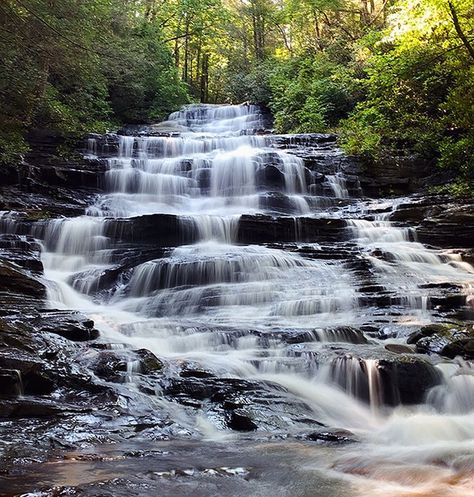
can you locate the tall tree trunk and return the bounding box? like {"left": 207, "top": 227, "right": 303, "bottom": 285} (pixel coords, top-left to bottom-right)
{"left": 200, "top": 53, "right": 209, "bottom": 103}
{"left": 448, "top": 2, "right": 474, "bottom": 62}
{"left": 174, "top": 21, "right": 181, "bottom": 67}
{"left": 196, "top": 41, "right": 201, "bottom": 95}
{"left": 183, "top": 17, "right": 190, "bottom": 83}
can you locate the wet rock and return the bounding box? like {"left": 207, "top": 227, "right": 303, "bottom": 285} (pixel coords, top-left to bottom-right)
{"left": 179, "top": 365, "right": 216, "bottom": 379}
{"left": 255, "top": 164, "right": 286, "bottom": 190}
{"left": 237, "top": 215, "right": 347, "bottom": 244}
{"left": 0, "top": 316, "right": 36, "bottom": 350}
{"left": 384, "top": 344, "right": 415, "bottom": 354}
{"left": 0, "top": 130, "right": 106, "bottom": 219}
{"left": 227, "top": 409, "right": 258, "bottom": 431}
{"left": 410, "top": 323, "right": 474, "bottom": 359}
{"left": 25, "top": 154, "right": 106, "bottom": 190}
{"left": 0, "top": 185, "right": 96, "bottom": 218}
{"left": 330, "top": 353, "right": 442, "bottom": 406}
{"left": 377, "top": 356, "right": 442, "bottom": 405}
{"left": 272, "top": 133, "right": 337, "bottom": 148}
{"left": 429, "top": 294, "right": 466, "bottom": 311}
{"left": 356, "top": 156, "right": 432, "bottom": 196}
{"left": 270, "top": 327, "right": 368, "bottom": 345}
{"left": 0, "top": 261, "right": 46, "bottom": 298}
{"left": 0, "top": 234, "right": 43, "bottom": 273}
{"left": 70, "top": 247, "right": 168, "bottom": 296}
{"left": 0, "top": 369, "right": 23, "bottom": 396}
{"left": 0, "top": 398, "right": 89, "bottom": 418}
{"left": 0, "top": 349, "right": 56, "bottom": 395}
{"left": 135, "top": 349, "right": 163, "bottom": 374}
{"left": 85, "top": 132, "right": 120, "bottom": 156}
{"left": 416, "top": 201, "right": 474, "bottom": 248}
{"left": 89, "top": 350, "right": 128, "bottom": 382}
{"left": 259, "top": 192, "right": 304, "bottom": 214}
{"left": 104, "top": 214, "right": 196, "bottom": 247}
{"left": 302, "top": 429, "right": 357, "bottom": 444}
{"left": 37, "top": 311, "right": 99, "bottom": 342}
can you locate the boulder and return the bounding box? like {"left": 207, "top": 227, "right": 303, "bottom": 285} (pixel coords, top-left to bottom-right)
{"left": 409, "top": 323, "right": 474, "bottom": 359}
{"left": 255, "top": 164, "right": 286, "bottom": 190}
{"left": 330, "top": 353, "right": 442, "bottom": 406}
{"left": 89, "top": 350, "right": 128, "bottom": 382}
{"left": 135, "top": 349, "right": 163, "bottom": 374}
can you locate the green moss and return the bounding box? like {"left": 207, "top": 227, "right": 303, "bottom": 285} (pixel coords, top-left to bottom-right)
{"left": 25, "top": 211, "right": 53, "bottom": 221}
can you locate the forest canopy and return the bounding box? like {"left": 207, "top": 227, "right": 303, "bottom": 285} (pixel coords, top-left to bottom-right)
{"left": 1, "top": 0, "right": 473, "bottom": 193}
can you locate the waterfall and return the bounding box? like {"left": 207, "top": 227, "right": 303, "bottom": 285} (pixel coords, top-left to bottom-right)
{"left": 3, "top": 103, "right": 474, "bottom": 497}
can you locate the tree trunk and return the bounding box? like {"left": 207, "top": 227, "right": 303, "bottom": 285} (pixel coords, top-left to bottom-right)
{"left": 183, "top": 17, "right": 190, "bottom": 83}
{"left": 200, "top": 53, "right": 209, "bottom": 103}
{"left": 448, "top": 2, "right": 474, "bottom": 62}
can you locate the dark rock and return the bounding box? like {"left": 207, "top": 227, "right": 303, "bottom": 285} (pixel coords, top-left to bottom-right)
{"left": 179, "top": 366, "right": 216, "bottom": 379}
{"left": 0, "top": 234, "right": 43, "bottom": 273}
{"left": 227, "top": 409, "right": 258, "bottom": 431}
{"left": 270, "top": 327, "right": 368, "bottom": 345}
{"left": 356, "top": 156, "right": 433, "bottom": 197}
{"left": 429, "top": 294, "right": 466, "bottom": 311}
{"left": 37, "top": 310, "right": 99, "bottom": 342}
{"left": 0, "top": 262, "right": 46, "bottom": 298}
{"left": 330, "top": 353, "right": 442, "bottom": 406}
{"left": 135, "top": 349, "right": 163, "bottom": 374}
{"left": 104, "top": 214, "right": 196, "bottom": 247}
{"left": 0, "top": 348, "right": 55, "bottom": 395}
{"left": 259, "top": 192, "right": 305, "bottom": 214}
{"left": 304, "top": 429, "right": 356, "bottom": 444}
{"left": 256, "top": 164, "right": 286, "bottom": 190}
{"left": 384, "top": 344, "right": 415, "bottom": 354}
{"left": 378, "top": 356, "right": 442, "bottom": 405}
{"left": 0, "top": 398, "right": 89, "bottom": 418}
{"left": 272, "top": 133, "right": 337, "bottom": 148}
{"left": 0, "top": 369, "right": 23, "bottom": 396}
{"left": 237, "top": 215, "right": 347, "bottom": 244}
{"left": 416, "top": 201, "right": 474, "bottom": 249}
{"left": 442, "top": 338, "right": 474, "bottom": 359}
{"left": 89, "top": 351, "right": 128, "bottom": 382}
{"left": 412, "top": 323, "right": 474, "bottom": 359}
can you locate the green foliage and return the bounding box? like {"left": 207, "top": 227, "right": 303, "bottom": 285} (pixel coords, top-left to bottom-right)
{"left": 337, "top": 0, "right": 474, "bottom": 192}
{"left": 226, "top": 63, "right": 273, "bottom": 105}
{"left": 339, "top": 106, "right": 384, "bottom": 158}
{"left": 268, "top": 54, "right": 362, "bottom": 133}
{"left": 0, "top": 0, "right": 190, "bottom": 163}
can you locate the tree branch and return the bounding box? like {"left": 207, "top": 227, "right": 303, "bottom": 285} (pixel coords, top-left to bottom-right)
{"left": 448, "top": 1, "right": 474, "bottom": 61}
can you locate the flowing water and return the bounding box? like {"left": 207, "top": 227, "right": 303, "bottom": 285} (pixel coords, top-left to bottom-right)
{"left": 3, "top": 104, "right": 474, "bottom": 496}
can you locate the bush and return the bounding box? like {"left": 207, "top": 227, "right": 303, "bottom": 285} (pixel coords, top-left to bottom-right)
{"left": 267, "top": 54, "right": 362, "bottom": 133}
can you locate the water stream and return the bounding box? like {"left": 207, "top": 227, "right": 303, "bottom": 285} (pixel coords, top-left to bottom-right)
{"left": 5, "top": 104, "right": 474, "bottom": 496}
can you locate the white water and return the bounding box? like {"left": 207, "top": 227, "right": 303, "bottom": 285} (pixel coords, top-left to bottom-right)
{"left": 8, "top": 104, "right": 474, "bottom": 496}
{"left": 349, "top": 206, "right": 474, "bottom": 314}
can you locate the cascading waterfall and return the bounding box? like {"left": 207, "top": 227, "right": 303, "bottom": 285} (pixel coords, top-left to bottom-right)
{"left": 349, "top": 204, "right": 474, "bottom": 313}
{"left": 5, "top": 103, "right": 474, "bottom": 496}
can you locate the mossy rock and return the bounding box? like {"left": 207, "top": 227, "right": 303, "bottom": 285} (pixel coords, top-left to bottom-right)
{"left": 412, "top": 322, "right": 474, "bottom": 358}
{"left": 25, "top": 210, "right": 53, "bottom": 221}
{"left": 407, "top": 322, "right": 472, "bottom": 344}
{"left": 135, "top": 349, "right": 163, "bottom": 374}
